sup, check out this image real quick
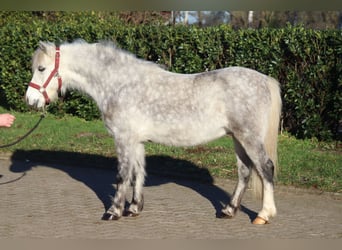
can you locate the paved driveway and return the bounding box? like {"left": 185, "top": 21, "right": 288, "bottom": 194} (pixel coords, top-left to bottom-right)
{"left": 0, "top": 157, "right": 341, "bottom": 239}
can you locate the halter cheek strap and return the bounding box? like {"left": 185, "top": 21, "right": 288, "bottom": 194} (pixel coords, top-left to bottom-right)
{"left": 29, "top": 46, "right": 62, "bottom": 104}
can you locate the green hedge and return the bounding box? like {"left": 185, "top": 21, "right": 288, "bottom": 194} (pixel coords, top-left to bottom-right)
{"left": 0, "top": 12, "right": 341, "bottom": 140}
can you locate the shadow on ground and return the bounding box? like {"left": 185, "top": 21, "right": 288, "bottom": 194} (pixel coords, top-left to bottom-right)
{"left": 9, "top": 149, "right": 257, "bottom": 221}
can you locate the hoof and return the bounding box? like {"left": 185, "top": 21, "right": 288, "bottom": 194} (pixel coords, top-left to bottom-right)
{"left": 218, "top": 212, "right": 234, "bottom": 219}
{"left": 102, "top": 212, "right": 121, "bottom": 221}
{"left": 218, "top": 205, "right": 238, "bottom": 219}
{"left": 220, "top": 205, "right": 237, "bottom": 219}
{"left": 252, "top": 216, "right": 268, "bottom": 225}
{"left": 124, "top": 210, "right": 140, "bottom": 217}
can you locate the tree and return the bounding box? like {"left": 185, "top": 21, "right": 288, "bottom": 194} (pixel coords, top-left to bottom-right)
{"left": 172, "top": 11, "right": 230, "bottom": 26}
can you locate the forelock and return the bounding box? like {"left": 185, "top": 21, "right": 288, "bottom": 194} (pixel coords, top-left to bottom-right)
{"left": 32, "top": 49, "right": 46, "bottom": 72}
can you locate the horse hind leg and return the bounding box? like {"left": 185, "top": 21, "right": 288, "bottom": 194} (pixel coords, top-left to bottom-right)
{"left": 252, "top": 157, "right": 277, "bottom": 224}
{"left": 241, "top": 137, "right": 277, "bottom": 224}
{"left": 221, "top": 137, "right": 252, "bottom": 218}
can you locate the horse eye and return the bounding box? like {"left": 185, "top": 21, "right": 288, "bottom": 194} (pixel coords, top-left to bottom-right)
{"left": 38, "top": 66, "right": 46, "bottom": 72}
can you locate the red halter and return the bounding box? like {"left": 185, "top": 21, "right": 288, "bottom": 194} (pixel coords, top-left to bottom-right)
{"left": 29, "top": 47, "right": 62, "bottom": 104}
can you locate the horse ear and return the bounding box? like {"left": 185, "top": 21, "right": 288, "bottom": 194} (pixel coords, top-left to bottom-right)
{"left": 38, "top": 41, "right": 55, "bottom": 57}
{"left": 38, "top": 41, "right": 48, "bottom": 53}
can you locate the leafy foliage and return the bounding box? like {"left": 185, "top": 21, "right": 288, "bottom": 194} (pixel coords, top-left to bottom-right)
{"left": 0, "top": 12, "right": 340, "bottom": 140}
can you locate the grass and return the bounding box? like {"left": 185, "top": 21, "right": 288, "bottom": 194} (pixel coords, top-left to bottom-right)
{"left": 0, "top": 107, "right": 341, "bottom": 193}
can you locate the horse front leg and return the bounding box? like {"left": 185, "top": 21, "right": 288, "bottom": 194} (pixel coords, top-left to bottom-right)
{"left": 104, "top": 140, "right": 146, "bottom": 220}
{"left": 104, "top": 149, "right": 132, "bottom": 220}
{"left": 126, "top": 143, "right": 146, "bottom": 217}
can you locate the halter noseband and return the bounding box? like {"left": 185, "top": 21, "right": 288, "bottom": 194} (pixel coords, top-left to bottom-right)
{"left": 29, "top": 46, "right": 62, "bottom": 104}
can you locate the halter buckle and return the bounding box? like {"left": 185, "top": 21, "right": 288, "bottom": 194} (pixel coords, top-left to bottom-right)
{"left": 39, "top": 87, "right": 46, "bottom": 93}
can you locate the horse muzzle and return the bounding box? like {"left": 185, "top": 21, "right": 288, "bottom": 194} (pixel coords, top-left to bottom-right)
{"left": 25, "top": 86, "right": 47, "bottom": 109}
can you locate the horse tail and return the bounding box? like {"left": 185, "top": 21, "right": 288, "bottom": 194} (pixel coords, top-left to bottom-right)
{"left": 251, "top": 76, "right": 282, "bottom": 199}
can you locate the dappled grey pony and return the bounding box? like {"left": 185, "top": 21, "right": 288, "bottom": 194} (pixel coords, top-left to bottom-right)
{"left": 25, "top": 40, "right": 281, "bottom": 224}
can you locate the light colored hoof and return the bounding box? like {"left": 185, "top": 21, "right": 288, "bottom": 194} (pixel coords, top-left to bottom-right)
{"left": 126, "top": 211, "right": 140, "bottom": 217}
{"left": 252, "top": 216, "right": 268, "bottom": 225}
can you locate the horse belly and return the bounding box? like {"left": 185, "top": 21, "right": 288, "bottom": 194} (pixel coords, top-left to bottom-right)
{"left": 146, "top": 121, "right": 227, "bottom": 147}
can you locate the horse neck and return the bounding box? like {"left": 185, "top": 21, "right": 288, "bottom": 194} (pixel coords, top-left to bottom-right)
{"left": 59, "top": 43, "right": 166, "bottom": 111}
{"left": 59, "top": 44, "right": 115, "bottom": 107}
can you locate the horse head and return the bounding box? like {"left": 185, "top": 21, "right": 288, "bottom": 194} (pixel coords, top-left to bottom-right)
{"left": 25, "top": 41, "right": 62, "bottom": 109}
